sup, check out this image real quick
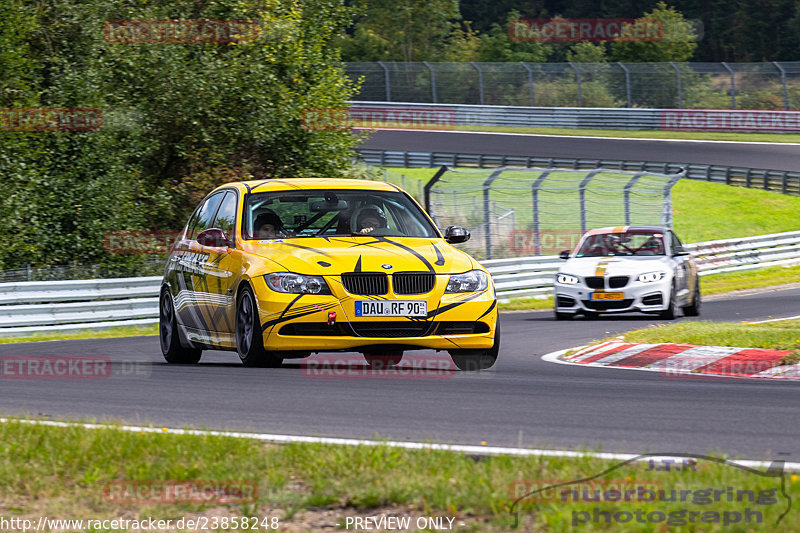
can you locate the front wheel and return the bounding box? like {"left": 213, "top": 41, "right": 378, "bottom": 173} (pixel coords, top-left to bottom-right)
{"left": 660, "top": 283, "right": 677, "bottom": 320}
{"left": 449, "top": 327, "right": 500, "bottom": 371}
{"left": 159, "top": 289, "right": 202, "bottom": 364}
{"left": 682, "top": 278, "right": 701, "bottom": 317}
{"left": 236, "top": 286, "right": 283, "bottom": 368}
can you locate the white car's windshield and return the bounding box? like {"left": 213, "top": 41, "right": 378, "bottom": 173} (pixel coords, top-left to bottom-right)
{"left": 575, "top": 231, "right": 666, "bottom": 257}
{"left": 243, "top": 189, "right": 439, "bottom": 240}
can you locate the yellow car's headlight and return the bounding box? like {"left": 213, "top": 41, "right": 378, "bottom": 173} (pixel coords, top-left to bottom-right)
{"left": 265, "top": 272, "right": 331, "bottom": 295}
{"left": 445, "top": 270, "right": 488, "bottom": 293}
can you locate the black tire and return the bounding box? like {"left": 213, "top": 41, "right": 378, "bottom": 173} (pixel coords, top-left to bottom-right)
{"left": 682, "top": 278, "right": 701, "bottom": 317}
{"left": 449, "top": 327, "right": 500, "bottom": 371}
{"left": 660, "top": 283, "right": 677, "bottom": 320}
{"left": 236, "top": 285, "right": 283, "bottom": 368}
{"left": 554, "top": 309, "right": 572, "bottom": 320}
{"left": 159, "top": 289, "right": 202, "bottom": 364}
{"left": 363, "top": 352, "right": 403, "bottom": 369}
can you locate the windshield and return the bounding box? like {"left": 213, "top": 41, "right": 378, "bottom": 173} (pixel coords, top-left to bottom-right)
{"left": 242, "top": 189, "right": 439, "bottom": 240}
{"left": 575, "top": 230, "right": 666, "bottom": 257}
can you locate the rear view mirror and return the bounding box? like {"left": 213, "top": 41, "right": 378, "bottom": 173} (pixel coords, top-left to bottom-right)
{"left": 310, "top": 199, "right": 348, "bottom": 212}
{"left": 444, "top": 225, "right": 470, "bottom": 244}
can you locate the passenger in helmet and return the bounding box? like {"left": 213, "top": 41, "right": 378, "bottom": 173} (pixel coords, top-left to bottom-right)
{"left": 255, "top": 212, "right": 284, "bottom": 239}
{"left": 640, "top": 235, "right": 665, "bottom": 255}
{"left": 356, "top": 205, "right": 387, "bottom": 234}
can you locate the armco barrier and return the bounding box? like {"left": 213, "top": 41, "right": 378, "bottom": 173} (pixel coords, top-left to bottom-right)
{"left": 357, "top": 149, "right": 800, "bottom": 196}
{"left": 1, "top": 230, "right": 798, "bottom": 333}
{"left": 348, "top": 101, "right": 800, "bottom": 133}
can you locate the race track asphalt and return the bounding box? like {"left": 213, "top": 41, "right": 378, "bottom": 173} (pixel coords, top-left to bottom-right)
{"left": 359, "top": 130, "right": 800, "bottom": 171}
{"left": 2, "top": 286, "right": 799, "bottom": 461}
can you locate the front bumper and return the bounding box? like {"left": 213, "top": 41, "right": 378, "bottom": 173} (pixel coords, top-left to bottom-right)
{"left": 554, "top": 277, "right": 671, "bottom": 315}
{"left": 251, "top": 275, "right": 497, "bottom": 352}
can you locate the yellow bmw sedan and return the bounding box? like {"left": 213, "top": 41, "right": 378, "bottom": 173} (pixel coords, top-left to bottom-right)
{"left": 159, "top": 178, "right": 498, "bottom": 370}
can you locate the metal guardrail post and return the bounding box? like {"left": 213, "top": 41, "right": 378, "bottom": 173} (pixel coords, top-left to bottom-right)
{"left": 569, "top": 62, "right": 582, "bottom": 107}
{"left": 670, "top": 62, "right": 682, "bottom": 109}
{"left": 721, "top": 62, "right": 735, "bottom": 109}
{"left": 623, "top": 173, "right": 645, "bottom": 225}
{"left": 377, "top": 61, "right": 391, "bottom": 102}
{"left": 531, "top": 170, "right": 553, "bottom": 254}
{"left": 618, "top": 62, "right": 632, "bottom": 108}
{"left": 578, "top": 170, "right": 601, "bottom": 232}
{"left": 521, "top": 62, "right": 534, "bottom": 106}
{"left": 483, "top": 168, "right": 506, "bottom": 260}
{"left": 471, "top": 62, "right": 484, "bottom": 105}
{"left": 424, "top": 165, "right": 449, "bottom": 214}
{"left": 423, "top": 62, "right": 437, "bottom": 103}
{"left": 661, "top": 169, "right": 685, "bottom": 228}
{"left": 773, "top": 61, "right": 788, "bottom": 110}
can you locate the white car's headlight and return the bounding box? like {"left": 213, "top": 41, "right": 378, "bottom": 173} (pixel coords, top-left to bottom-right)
{"left": 266, "top": 272, "right": 331, "bottom": 294}
{"left": 445, "top": 270, "right": 488, "bottom": 293}
{"left": 556, "top": 273, "right": 579, "bottom": 285}
{"left": 638, "top": 271, "right": 666, "bottom": 283}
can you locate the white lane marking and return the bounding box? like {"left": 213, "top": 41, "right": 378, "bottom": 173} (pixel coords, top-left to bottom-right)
{"left": 646, "top": 346, "right": 742, "bottom": 372}
{"left": 568, "top": 342, "right": 627, "bottom": 363}
{"left": 2, "top": 417, "right": 798, "bottom": 471}
{"left": 356, "top": 128, "right": 800, "bottom": 146}
{"left": 591, "top": 344, "right": 659, "bottom": 365}
{"left": 748, "top": 315, "right": 800, "bottom": 324}
{"left": 751, "top": 363, "right": 800, "bottom": 378}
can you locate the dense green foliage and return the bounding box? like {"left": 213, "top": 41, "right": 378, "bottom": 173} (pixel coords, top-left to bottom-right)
{"left": 0, "top": 0, "right": 358, "bottom": 273}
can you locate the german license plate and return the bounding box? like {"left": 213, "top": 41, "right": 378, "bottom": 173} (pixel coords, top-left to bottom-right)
{"left": 355, "top": 300, "right": 427, "bottom": 317}
{"left": 591, "top": 292, "right": 624, "bottom": 301}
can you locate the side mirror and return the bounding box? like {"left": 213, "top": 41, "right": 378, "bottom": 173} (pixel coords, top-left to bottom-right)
{"left": 673, "top": 249, "right": 691, "bottom": 257}
{"left": 197, "top": 228, "right": 231, "bottom": 248}
{"left": 559, "top": 250, "right": 570, "bottom": 260}
{"left": 444, "top": 225, "right": 470, "bottom": 244}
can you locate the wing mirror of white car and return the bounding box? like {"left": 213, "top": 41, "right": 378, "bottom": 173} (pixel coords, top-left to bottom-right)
{"left": 444, "top": 225, "right": 470, "bottom": 244}
{"left": 673, "top": 249, "right": 691, "bottom": 257}
{"left": 559, "top": 250, "right": 570, "bottom": 260}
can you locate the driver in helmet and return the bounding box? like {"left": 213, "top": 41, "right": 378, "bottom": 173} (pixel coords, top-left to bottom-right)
{"left": 254, "top": 212, "right": 284, "bottom": 239}
{"left": 356, "top": 205, "right": 387, "bottom": 234}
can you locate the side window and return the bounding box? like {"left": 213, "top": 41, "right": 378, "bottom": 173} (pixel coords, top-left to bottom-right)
{"left": 212, "top": 191, "right": 237, "bottom": 235}
{"left": 670, "top": 232, "right": 684, "bottom": 253}
{"left": 188, "top": 192, "right": 224, "bottom": 241}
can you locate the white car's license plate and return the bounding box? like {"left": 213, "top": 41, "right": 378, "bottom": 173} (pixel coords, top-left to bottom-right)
{"left": 354, "top": 300, "right": 427, "bottom": 317}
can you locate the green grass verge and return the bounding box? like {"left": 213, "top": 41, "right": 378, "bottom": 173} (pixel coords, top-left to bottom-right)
{"left": 699, "top": 264, "right": 800, "bottom": 296}
{"left": 623, "top": 319, "right": 800, "bottom": 352}
{"left": 444, "top": 124, "right": 800, "bottom": 143}
{"left": 0, "top": 324, "right": 158, "bottom": 344}
{"left": 2, "top": 418, "right": 798, "bottom": 532}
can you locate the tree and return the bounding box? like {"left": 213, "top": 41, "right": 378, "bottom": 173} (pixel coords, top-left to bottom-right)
{"left": 610, "top": 2, "right": 697, "bottom": 62}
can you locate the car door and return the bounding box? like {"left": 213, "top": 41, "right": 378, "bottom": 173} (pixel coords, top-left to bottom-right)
{"left": 174, "top": 192, "right": 225, "bottom": 332}
{"left": 195, "top": 190, "right": 243, "bottom": 341}
{"left": 669, "top": 231, "right": 692, "bottom": 303}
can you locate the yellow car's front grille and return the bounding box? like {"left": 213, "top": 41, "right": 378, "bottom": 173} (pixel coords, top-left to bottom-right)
{"left": 341, "top": 272, "right": 388, "bottom": 295}
{"left": 392, "top": 272, "right": 435, "bottom": 294}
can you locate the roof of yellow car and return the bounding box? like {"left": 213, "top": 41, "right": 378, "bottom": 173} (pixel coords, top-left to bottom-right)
{"left": 228, "top": 178, "right": 401, "bottom": 193}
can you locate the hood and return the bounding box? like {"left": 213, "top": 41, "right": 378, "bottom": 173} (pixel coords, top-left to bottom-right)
{"left": 241, "top": 236, "right": 475, "bottom": 275}
{"left": 561, "top": 256, "right": 670, "bottom": 278}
